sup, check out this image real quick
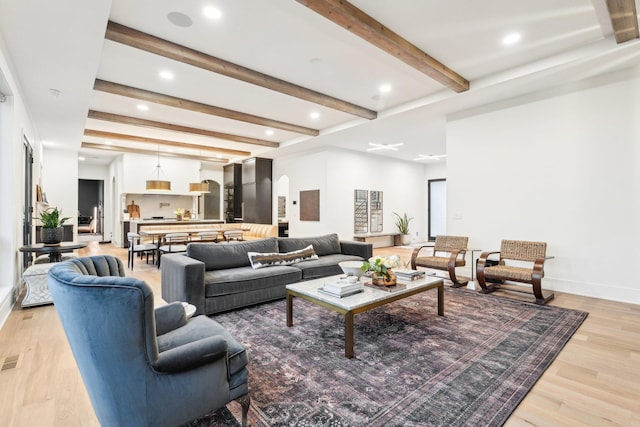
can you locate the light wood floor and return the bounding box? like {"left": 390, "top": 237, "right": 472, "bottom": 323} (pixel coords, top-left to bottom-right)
{"left": 0, "top": 242, "right": 638, "bottom": 426}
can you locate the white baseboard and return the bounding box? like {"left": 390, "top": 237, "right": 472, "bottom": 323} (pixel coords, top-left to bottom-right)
{"left": 0, "top": 286, "right": 13, "bottom": 331}
{"left": 546, "top": 277, "right": 640, "bottom": 305}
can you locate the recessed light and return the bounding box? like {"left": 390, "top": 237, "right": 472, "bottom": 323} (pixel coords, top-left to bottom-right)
{"left": 503, "top": 33, "right": 521, "bottom": 45}
{"left": 379, "top": 84, "right": 392, "bottom": 94}
{"left": 203, "top": 6, "right": 222, "bottom": 20}
{"left": 310, "top": 111, "right": 320, "bottom": 120}
{"left": 367, "top": 142, "right": 404, "bottom": 152}
{"left": 167, "top": 11, "right": 193, "bottom": 27}
{"left": 265, "top": 129, "right": 275, "bottom": 136}
{"left": 105, "top": 140, "right": 112, "bottom": 145}
{"left": 42, "top": 140, "right": 55, "bottom": 147}
{"left": 159, "top": 70, "right": 174, "bottom": 80}
{"left": 413, "top": 154, "right": 447, "bottom": 161}
{"left": 309, "top": 58, "right": 322, "bottom": 64}
{"left": 137, "top": 104, "right": 149, "bottom": 112}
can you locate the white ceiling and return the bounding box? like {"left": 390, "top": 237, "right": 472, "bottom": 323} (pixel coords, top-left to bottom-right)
{"left": 1, "top": 0, "right": 639, "bottom": 166}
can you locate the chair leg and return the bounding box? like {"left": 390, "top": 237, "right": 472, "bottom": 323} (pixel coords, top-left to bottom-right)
{"left": 448, "top": 266, "right": 468, "bottom": 288}
{"left": 236, "top": 394, "right": 251, "bottom": 427}
{"left": 477, "top": 269, "right": 498, "bottom": 294}
{"left": 532, "top": 278, "right": 554, "bottom": 305}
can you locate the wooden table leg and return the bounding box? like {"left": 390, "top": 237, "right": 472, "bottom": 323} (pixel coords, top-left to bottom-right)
{"left": 345, "top": 311, "right": 354, "bottom": 358}
{"left": 437, "top": 283, "right": 444, "bottom": 316}
{"left": 286, "top": 293, "right": 293, "bottom": 327}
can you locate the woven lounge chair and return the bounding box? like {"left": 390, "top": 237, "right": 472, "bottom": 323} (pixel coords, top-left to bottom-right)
{"left": 477, "top": 239, "right": 554, "bottom": 305}
{"left": 410, "top": 235, "right": 469, "bottom": 287}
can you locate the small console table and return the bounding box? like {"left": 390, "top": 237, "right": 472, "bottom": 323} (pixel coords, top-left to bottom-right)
{"left": 19, "top": 242, "right": 87, "bottom": 263}
{"left": 353, "top": 232, "right": 400, "bottom": 248}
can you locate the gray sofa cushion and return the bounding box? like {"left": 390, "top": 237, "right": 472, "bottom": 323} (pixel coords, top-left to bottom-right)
{"left": 204, "top": 265, "right": 302, "bottom": 297}
{"left": 278, "top": 233, "right": 341, "bottom": 256}
{"left": 187, "top": 238, "right": 278, "bottom": 270}
{"left": 293, "top": 254, "right": 364, "bottom": 280}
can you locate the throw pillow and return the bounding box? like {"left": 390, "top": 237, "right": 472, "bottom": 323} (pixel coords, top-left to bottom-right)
{"left": 248, "top": 245, "right": 318, "bottom": 269}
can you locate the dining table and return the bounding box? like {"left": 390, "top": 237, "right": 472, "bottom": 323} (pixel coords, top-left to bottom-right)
{"left": 139, "top": 227, "right": 249, "bottom": 264}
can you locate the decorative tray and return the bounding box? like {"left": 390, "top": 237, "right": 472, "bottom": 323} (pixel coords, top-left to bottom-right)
{"left": 364, "top": 282, "right": 407, "bottom": 292}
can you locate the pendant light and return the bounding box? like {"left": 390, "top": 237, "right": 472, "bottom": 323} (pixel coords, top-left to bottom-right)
{"left": 189, "top": 182, "right": 210, "bottom": 193}
{"left": 189, "top": 154, "right": 210, "bottom": 193}
{"left": 146, "top": 146, "right": 171, "bottom": 191}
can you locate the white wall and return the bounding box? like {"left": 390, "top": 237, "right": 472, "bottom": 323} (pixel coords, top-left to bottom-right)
{"left": 41, "top": 149, "right": 78, "bottom": 240}
{"left": 0, "top": 38, "right": 41, "bottom": 327}
{"left": 274, "top": 148, "right": 427, "bottom": 241}
{"left": 446, "top": 70, "right": 640, "bottom": 304}
{"left": 122, "top": 153, "right": 203, "bottom": 195}
{"left": 109, "top": 155, "right": 125, "bottom": 247}
{"left": 124, "top": 194, "right": 194, "bottom": 219}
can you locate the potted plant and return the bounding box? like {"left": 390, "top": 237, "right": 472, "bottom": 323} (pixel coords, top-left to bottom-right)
{"left": 174, "top": 208, "right": 185, "bottom": 221}
{"left": 361, "top": 255, "right": 401, "bottom": 286}
{"left": 34, "top": 207, "right": 70, "bottom": 245}
{"left": 393, "top": 212, "right": 413, "bottom": 245}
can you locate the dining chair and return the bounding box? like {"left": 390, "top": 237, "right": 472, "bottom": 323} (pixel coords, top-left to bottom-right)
{"left": 195, "top": 231, "right": 219, "bottom": 243}
{"left": 223, "top": 230, "right": 244, "bottom": 242}
{"left": 157, "top": 232, "right": 190, "bottom": 268}
{"left": 127, "top": 232, "right": 157, "bottom": 270}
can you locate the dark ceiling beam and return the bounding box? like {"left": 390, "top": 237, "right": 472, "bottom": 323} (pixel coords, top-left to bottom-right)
{"left": 93, "top": 79, "right": 319, "bottom": 137}
{"left": 296, "top": 0, "right": 469, "bottom": 93}
{"left": 84, "top": 129, "right": 251, "bottom": 157}
{"left": 81, "top": 142, "right": 229, "bottom": 163}
{"left": 105, "top": 21, "right": 377, "bottom": 119}
{"left": 87, "top": 110, "right": 277, "bottom": 148}
{"left": 606, "top": 0, "right": 640, "bottom": 44}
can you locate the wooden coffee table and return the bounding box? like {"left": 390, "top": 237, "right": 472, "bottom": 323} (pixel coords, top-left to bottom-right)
{"left": 286, "top": 275, "right": 444, "bottom": 358}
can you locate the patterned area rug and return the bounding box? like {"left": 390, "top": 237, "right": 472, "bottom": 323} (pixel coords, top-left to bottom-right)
{"left": 189, "top": 287, "right": 587, "bottom": 426}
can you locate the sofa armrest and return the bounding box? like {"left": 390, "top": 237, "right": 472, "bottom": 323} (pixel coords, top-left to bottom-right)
{"left": 161, "top": 254, "right": 206, "bottom": 316}
{"left": 340, "top": 240, "right": 373, "bottom": 260}
{"left": 155, "top": 302, "right": 187, "bottom": 336}
{"left": 153, "top": 336, "right": 228, "bottom": 373}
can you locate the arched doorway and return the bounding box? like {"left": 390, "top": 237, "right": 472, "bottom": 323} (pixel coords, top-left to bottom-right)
{"left": 203, "top": 180, "right": 221, "bottom": 219}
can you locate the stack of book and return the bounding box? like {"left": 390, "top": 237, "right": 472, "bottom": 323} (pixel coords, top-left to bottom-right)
{"left": 394, "top": 269, "right": 426, "bottom": 281}
{"left": 319, "top": 279, "right": 363, "bottom": 297}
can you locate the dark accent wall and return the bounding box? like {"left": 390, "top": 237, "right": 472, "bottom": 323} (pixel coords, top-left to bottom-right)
{"left": 78, "top": 179, "right": 102, "bottom": 218}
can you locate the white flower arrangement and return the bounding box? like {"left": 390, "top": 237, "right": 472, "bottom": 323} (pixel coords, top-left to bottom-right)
{"left": 361, "top": 255, "right": 402, "bottom": 280}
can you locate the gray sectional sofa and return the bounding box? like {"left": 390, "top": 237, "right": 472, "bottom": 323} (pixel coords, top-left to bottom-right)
{"left": 161, "top": 234, "right": 372, "bottom": 315}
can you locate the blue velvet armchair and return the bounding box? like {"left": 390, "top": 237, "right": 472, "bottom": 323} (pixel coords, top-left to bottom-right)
{"left": 48, "top": 255, "right": 250, "bottom": 427}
